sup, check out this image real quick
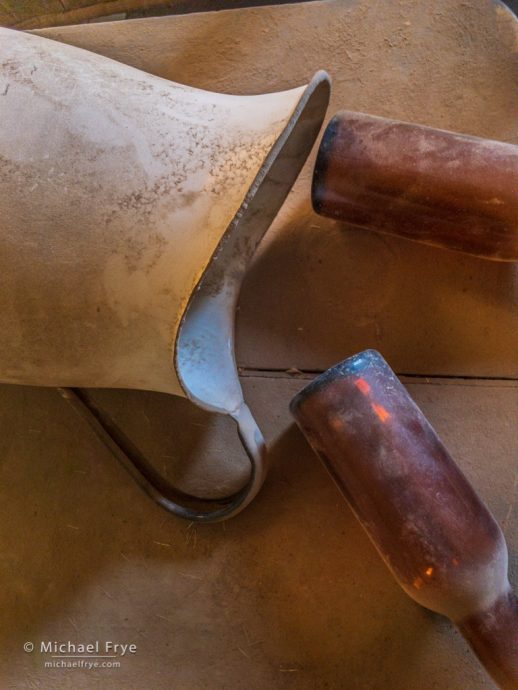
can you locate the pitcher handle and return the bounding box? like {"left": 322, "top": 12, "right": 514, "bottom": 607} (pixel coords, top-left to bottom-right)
{"left": 57, "top": 387, "right": 268, "bottom": 523}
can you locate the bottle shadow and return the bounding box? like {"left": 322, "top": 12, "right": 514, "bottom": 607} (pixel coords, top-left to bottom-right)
{"left": 237, "top": 206, "right": 518, "bottom": 377}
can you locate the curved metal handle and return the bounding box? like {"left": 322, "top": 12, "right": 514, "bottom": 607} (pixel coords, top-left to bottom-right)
{"left": 57, "top": 387, "right": 268, "bottom": 523}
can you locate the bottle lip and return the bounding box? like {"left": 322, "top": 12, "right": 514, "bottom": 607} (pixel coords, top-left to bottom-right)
{"left": 311, "top": 110, "right": 341, "bottom": 214}
{"left": 289, "top": 348, "right": 387, "bottom": 414}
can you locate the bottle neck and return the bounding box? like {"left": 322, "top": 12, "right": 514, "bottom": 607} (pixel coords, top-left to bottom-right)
{"left": 458, "top": 589, "right": 518, "bottom": 690}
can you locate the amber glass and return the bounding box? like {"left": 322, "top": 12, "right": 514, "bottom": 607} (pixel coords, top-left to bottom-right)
{"left": 290, "top": 350, "right": 518, "bottom": 689}
{"left": 312, "top": 111, "right": 518, "bottom": 261}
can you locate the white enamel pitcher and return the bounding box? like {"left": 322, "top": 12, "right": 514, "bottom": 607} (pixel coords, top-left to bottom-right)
{"left": 0, "top": 28, "right": 330, "bottom": 520}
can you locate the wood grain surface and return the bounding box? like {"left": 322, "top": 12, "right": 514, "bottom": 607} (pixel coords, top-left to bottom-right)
{"left": 2, "top": 1, "right": 323, "bottom": 29}
{"left": 1, "top": 1, "right": 169, "bottom": 29}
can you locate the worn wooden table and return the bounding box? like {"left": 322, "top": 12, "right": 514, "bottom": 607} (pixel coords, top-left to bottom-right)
{"left": 1, "top": 2, "right": 517, "bottom": 688}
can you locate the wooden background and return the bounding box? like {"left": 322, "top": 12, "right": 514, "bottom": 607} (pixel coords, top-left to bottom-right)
{"left": 3, "top": 0, "right": 314, "bottom": 29}
{"left": 2, "top": 0, "right": 518, "bottom": 28}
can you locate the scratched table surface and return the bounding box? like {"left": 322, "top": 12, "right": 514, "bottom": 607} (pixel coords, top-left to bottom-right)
{"left": 1, "top": 2, "right": 518, "bottom": 689}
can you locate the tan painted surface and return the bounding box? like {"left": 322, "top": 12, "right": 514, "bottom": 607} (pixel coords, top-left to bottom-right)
{"left": 0, "top": 375, "right": 516, "bottom": 689}
{"left": 35, "top": 0, "right": 518, "bottom": 377}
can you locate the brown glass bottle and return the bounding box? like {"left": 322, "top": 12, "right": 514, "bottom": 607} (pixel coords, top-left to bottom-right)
{"left": 290, "top": 350, "right": 518, "bottom": 689}
{"left": 312, "top": 111, "right": 518, "bottom": 261}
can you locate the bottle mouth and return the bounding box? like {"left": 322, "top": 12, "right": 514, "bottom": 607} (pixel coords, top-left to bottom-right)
{"left": 289, "top": 349, "right": 387, "bottom": 415}
{"left": 175, "top": 70, "right": 331, "bottom": 415}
